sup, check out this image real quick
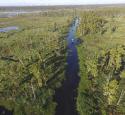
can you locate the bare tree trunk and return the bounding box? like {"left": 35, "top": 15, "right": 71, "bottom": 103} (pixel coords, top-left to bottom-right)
{"left": 31, "top": 81, "right": 36, "bottom": 100}
{"left": 117, "top": 89, "right": 125, "bottom": 106}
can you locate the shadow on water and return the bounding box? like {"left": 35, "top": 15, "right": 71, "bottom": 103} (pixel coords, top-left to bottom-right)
{"left": 0, "top": 106, "right": 13, "bottom": 115}
{"left": 54, "top": 18, "right": 80, "bottom": 115}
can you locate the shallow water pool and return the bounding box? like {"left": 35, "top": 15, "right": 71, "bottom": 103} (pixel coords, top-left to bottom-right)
{"left": 0, "top": 26, "right": 19, "bottom": 32}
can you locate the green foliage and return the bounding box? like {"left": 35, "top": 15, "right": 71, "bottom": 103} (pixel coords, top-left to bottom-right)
{"left": 77, "top": 11, "right": 107, "bottom": 36}
{"left": 77, "top": 8, "right": 125, "bottom": 115}
{"left": 120, "top": 71, "right": 125, "bottom": 78}
{"left": 103, "top": 80, "right": 118, "bottom": 105}
{"left": 0, "top": 10, "right": 71, "bottom": 115}
{"left": 77, "top": 44, "right": 125, "bottom": 114}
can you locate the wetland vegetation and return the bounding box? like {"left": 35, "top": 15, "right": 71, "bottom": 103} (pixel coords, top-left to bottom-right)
{"left": 0, "top": 5, "right": 125, "bottom": 115}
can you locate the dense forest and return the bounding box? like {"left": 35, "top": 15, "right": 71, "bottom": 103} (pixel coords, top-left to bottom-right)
{"left": 0, "top": 5, "right": 125, "bottom": 115}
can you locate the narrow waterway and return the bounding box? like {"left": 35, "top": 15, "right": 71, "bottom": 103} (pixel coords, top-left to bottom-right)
{"left": 54, "top": 18, "right": 80, "bottom": 115}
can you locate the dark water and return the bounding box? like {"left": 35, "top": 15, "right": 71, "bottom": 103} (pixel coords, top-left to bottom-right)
{"left": 54, "top": 18, "right": 80, "bottom": 115}
{"left": 0, "top": 106, "right": 13, "bottom": 115}
{"left": 0, "top": 26, "right": 19, "bottom": 32}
